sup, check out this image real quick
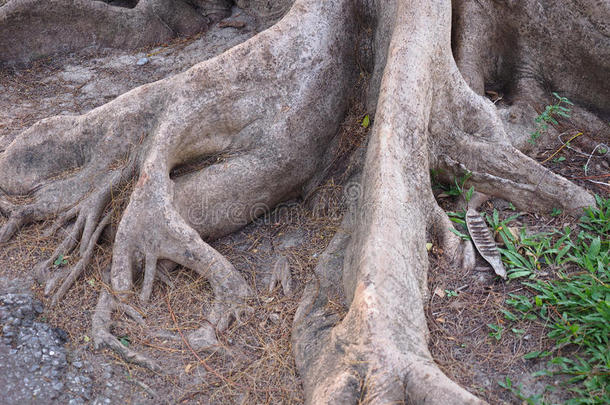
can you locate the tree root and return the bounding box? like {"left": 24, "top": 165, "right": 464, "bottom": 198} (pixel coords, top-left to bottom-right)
{"left": 429, "top": 67, "right": 596, "bottom": 215}
{"left": 452, "top": 0, "right": 610, "bottom": 150}
{"left": 92, "top": 290, "right": 164, "bottom": 372}
{"left": 1, "top": 0, "right": 607, "bottom": 402}
{"left": 1, "top": 0, "right": 358, "bottom": 372}
{"left": 34, "top": 168, "right": 131, "bottom": 269}
{"left": 108, "top": 162, "right": 253, "bottom": 333}
{"left": 294, "top": 1, "right": 601, "bottom": 403}
{"left": 47, "top": 212, "right": 111, "bottom": 306}
{"left": 0, "top": 0, "right": 231, "bottom": 64}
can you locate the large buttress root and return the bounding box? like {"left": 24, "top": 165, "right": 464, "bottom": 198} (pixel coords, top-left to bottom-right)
{"left": 100, "top": 161, "right": 253, "bottom": 351}
{"left": 293, "top": 0, "right": 598, "bottom": 403}
{"left": 92, "top": 0, "right": 358, "bottom": 360}
{"left": 0, "top": 82, "right": 165, "bottom": 300}
{"left": 295, "top": 2, "right": 487, "bottom": 402}
{"left": 429, "top": 68, "right": 596, "bottom": 214}
{"left": 452, "top": 0, "right": 610, "bottom": 150}
{"left": 2, "top": 0, "right": 358, "bottom": 367}
{"left": 0, "top": 0, "right": 231, "bottom": 64}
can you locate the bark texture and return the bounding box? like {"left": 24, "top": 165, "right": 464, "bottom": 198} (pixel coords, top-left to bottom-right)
{"left": 0, "top": 0, "right": 607, "bottom": 403}
{"left": 0, "top": 0, "right": 291, "bottom": 64}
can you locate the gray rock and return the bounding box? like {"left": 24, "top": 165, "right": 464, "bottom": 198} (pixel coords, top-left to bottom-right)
{"left": 0, "top": 292, "right": 95, "bottom": 404}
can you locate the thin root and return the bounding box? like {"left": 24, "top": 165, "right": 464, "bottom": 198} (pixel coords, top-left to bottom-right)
{"left": 92, "top": 291, "right": 162, "bottom": 372}
{"left": 50, "top": 212, "right": 111, "bottom": 306}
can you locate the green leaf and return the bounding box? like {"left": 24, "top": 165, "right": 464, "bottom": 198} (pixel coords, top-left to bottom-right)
{"left": 587, "top": 237, "right": 601, "bottom": 261}
{"left": 555, "top": 110, "right": 570, "bottom": 118}
{"left": 508, "top": 270, "right": 533, "bottom": 280}
{"left": 502, "top": 309, "right": 518, "bottom": 321}
{"left": 449, "top": 228, "right": 471, "bottom": 241}
{"left": 53, "top": 254, "right": 68, "bottom": 267}
{"left": 524, "top": 351, "right": 542, "bottom": 359}
{"left": 361, "top": 114, "right": 370, "bottom": 128}
{"left": 119, "top": 336, "right": 131, "bottom": 347}
{"left": 488, "top": 324, "right": 503, "bottom": 340}
{"left": 498, "top": 376, "right": 512, "bottom": 389}
{"left": 465, "top": 186, "right": 474, "bottom": 203}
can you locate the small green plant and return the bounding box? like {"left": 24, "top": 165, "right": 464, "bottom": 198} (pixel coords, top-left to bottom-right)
{"left": 552, "top": 156, "right": 566, "bottom": 163}
{"left": 53, "top": 254, "right": 68, "bottom": 267}
{"left": 487, "top": 323, "right": 504, "bottom": 341}
{"left": 494, "top": 227, "right": 560, "bottom": 280}
{"left": 485, "top": 209, "right": 521, "bottom": 234}
{"left": 579, "top": 194, "right": 609, "bottom": 236}
{"left": 361, "top": 114, "right": 370, "bottom": 128}
{"left": 447, "top": 171, "right": 474, "bottom": 203}
{"left": 529, "top": 93, "right": 573, "bottom": 145}
{"left": 441, "top": 171, "right": 476, "bottom": 240}
{"left": 498, "top": 377, "right": 548, "bottom": 405}
{"left": 550, "top": 207, "right": 562, "bottom": 217}
{"left": 119, "top": 336, "right": 131, "bottom": 347}
{"left": 448, "top": 225, "right": 471, "bottom": 241}
{"left": 444, "top": 289, "right": 458, "bottom": 297}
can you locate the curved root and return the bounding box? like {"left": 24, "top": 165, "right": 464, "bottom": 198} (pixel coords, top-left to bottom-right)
{"left": 430, "top": 65, "right": 596, "bottom": 216}
{"left": 49, "top": 212, "right": 111, "bottom": 306}
{"left": 0, "top": 0, "right": 227, "bottom": 64}
{"left": 0, "top": 212, "right": 25, "bottom": 243}
{"left": 27, "top": 164, "right": 137, "bottom": 302}
{"left": 429, "top": 203, "right": 476, "bottom": 273}
{"left": 89, "top": 164, "right": 253, "bottom": 358}
{"left": 92, "top": 291, "right": 163, "bottom": 372}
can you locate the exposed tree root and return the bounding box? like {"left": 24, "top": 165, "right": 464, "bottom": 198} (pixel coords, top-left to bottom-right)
{"left": 1, "top": 0, "right": 607, "bottom": 402}
{"left": 47, "top": 212, "right": 111, "bottom": 306}
{"left": 292, "top": 0, "right": 602, "bottom": 403}
{"left": 92, "top": 290, "right": 164, "bottom": 372}
{"left": 0, "top": 0, "right": 231, "bottom": 64}
{"left": 2, "top": 0, "right": 358, "bottom": 371}
{"left": 452, "top": 0, "right": 610, "bottom": 150}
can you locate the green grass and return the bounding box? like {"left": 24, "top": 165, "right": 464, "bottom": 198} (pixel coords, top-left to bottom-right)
{"left": 495, "top": 195, "right": 609, "bottom": 404}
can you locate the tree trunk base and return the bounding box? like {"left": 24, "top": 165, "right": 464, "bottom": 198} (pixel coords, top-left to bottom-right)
{"left": 0, "top": 0, "right": 607, "bottom": 403}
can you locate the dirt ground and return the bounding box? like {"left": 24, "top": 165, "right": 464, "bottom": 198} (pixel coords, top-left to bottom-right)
{"left": 1, "top": 7, "right": 608, "bottom": 404}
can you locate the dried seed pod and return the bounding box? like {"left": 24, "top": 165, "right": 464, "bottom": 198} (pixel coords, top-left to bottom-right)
{"left": 465, "top": 209, "right": 507, "bottom": 279}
